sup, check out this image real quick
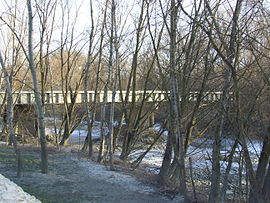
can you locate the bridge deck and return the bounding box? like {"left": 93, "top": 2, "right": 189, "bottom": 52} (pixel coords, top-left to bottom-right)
{"left": 0, "top": 91, "right": 222, "bottom": 105}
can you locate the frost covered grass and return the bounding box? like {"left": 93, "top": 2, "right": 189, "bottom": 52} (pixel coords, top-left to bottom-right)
{"left": 0, "top": 144, "right": 40, "bottom": 172}
{"left": 43, "top": 118, "right": 263, "bottom": 201}
{"left": 73, "top": 156, "right": 184, "bottom": 202}
{"left": 0, "top": 144, "right": 184, "bottom": 203}
{"left": 76, "top": 157, "right": 155, "bottom": 194}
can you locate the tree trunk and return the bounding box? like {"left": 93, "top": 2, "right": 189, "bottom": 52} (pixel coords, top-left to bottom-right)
{"left": 97, "top": 0, "right": 109, "bottom": 163}
{"left": 82, "top": 0, "right": 94, "bottom": 156}
{"left": 205, "top": 0, "right": 243, "bottom": 201}
{"left": 0, "top": 53, "right": 22, "bottom": 177}
{"left": 107, "top": 0, "right": 118, "bottom": 170}
{"left": 158, "top": 130, "right": 173, "bottom": 184}
{"left": 27, "top": 0, "right": 48, "bottom": 174}
{"left": 169, "top": 0, "right": 188, "bottom": 200}
{"left": 220, "top": 140, "right": 238, "bottom": 203}
{"left": 119, "top": 0, "right": 146, "bottom": 160}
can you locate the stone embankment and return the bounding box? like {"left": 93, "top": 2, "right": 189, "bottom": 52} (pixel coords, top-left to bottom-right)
{"left": 0, "top": 174, "right": 41, "bottom": 203}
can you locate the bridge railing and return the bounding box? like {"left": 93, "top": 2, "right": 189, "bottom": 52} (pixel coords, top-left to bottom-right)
{"left": 0, "top": 90, "right": 223, "bottom": 105}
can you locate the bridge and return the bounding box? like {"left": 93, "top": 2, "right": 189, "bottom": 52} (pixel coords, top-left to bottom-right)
{"left": 0, "top": 90, "right": 222, "bottom": 105}
{"left": 0, "top": 90, "right": 223, "bottom": 138}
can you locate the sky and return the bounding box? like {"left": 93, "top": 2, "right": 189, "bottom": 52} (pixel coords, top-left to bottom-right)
{"left": 0, "top": 0, "right": 143, "bottom": 51}
{"left": 1, "top": 0, "right": 265, "bottom": 57}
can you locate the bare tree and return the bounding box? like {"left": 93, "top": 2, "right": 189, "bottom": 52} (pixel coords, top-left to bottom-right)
{"left": 107, "top": 0, "right": 117, "bottom": 169}
{"left": 27, "top": 0, "right": 48, "bottom": 173}
{"left": 168, "top": 0, "right": 188, "bottom": 200}
{"left": 119, "top": 0, "right": 148, "bottom": 161}
{"left": 97, "top": 0, "right": 111, "bottom": 162}
{"left": 57, "top": 0, "right": 88, "bottom": 146}
{"left": 0, "top": 52, "right": 22, "bottom": 177}
{"left": 82, "top": 0, "right": 95, "bottom": 157}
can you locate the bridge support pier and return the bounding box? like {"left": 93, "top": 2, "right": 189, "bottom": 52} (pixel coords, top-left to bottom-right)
{"left": 13, "top": 105, "right": 38, "bottom": 138}
{"left": 147, "top": 112, "right": 155, "bottom": 127}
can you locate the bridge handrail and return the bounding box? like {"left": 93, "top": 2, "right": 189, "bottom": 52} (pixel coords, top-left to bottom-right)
{"left": 0, "top": 90, "right": 223, "bottom": 104}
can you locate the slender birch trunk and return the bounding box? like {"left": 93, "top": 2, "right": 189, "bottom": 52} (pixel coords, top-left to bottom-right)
{"left": 0, "top": 53, "right": 22, "bottom": 177}
{"left": 207, "top": 0, "right": 243, "bottom": 201}
{"left": 108, "top": 0, "right": 117, "bottom": 170}
{"left": 27, "top": 0, "right": 48, "bottom": 174}
{"left": 119, "top": 0, "right": 146, "bottom": 160}
{"left": 96, "top": 0, "right": 109, "bottom": 163}
{"left": 169, "top": 0, "right": 188, "bottom": 200}
{"left": 82, "top": 0, "right": 94, "bottom": 156}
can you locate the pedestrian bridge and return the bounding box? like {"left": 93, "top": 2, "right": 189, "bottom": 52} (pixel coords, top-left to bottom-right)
{"left": 0, "top": 90, "right": 223, "bottom": 105}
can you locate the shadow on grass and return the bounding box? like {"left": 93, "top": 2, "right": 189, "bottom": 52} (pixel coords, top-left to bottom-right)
{"left": 0, "top": 145, "right": 98, "bottom": 203}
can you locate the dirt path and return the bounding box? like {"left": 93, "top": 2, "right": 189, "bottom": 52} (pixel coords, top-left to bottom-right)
{"left": 2, "top": 149, "right": 183, "bottom": 203}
